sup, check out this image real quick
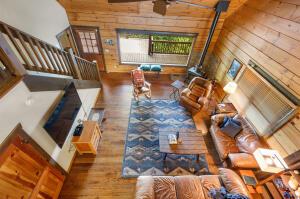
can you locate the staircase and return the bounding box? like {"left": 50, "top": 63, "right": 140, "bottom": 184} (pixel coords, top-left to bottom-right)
{"left": 0, "top": 21, "right": 102, "bottom": 94}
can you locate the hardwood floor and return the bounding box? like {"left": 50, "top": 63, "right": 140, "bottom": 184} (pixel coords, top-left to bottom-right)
{"left": 60, "top": 73, "right": 220, "bottom": 199}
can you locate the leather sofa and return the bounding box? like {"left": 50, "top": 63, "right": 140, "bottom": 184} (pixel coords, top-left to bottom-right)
{"left": 210, "top": 113, "right": 266, "bottom": 169}
{"left": 180, "top": 77, "right": 213, "bottom": 114}
{"left": 135, "top": 168, "right": 249, "bottom": 199}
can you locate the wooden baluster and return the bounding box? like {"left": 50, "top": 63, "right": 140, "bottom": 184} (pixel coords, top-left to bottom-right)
{"left": 53, "top": 48, "right": 67, "bottom": 75}
{"left": 49, "top": 46, "right": 63, "bottom": 74}
{"left": 34, "top": 40, "right": 52, "bottom": 73}
{"left": 59, "top": 51, "right": 72, "bottom": 76}
{"left": 85, "top": 61, "right": 92, "bottom": 80}
{"left": 3, "top": 25, "right": 32, "bottom": 70}
{"left": 15, "top": 31, "right": 40, "bottom": 71}
{"left": 63, "top": 51, "right": 75, "bottom": 76}
{"left": 66, "top": 48, "right": 82, "bottom": 79}
{"left": 26, "top": 35, "right": 47, "bottom": 71}
{"left": 78, "top": 59, "right": 87, "bottom": 80}
{"left": 42, "top": 43, "right": 58, "bottom": 73}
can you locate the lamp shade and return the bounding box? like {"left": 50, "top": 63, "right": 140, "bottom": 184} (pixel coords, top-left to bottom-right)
{"left": 223, "top": 81, "right": 237, "bottom": 94}
{"left": 253, "top": 148, "right": 289, "bottom": 173}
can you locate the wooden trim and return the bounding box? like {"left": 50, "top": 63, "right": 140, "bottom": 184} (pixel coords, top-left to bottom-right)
{"left": 23, "top": 74, "right": 100, "bottom": 91}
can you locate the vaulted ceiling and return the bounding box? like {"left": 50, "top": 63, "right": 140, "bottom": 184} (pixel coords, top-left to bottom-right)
{"left": 58, "top": 0, "right": 248, "bottom": 18}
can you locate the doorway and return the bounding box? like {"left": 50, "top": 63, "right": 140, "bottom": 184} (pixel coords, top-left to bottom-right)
{"left": 72, "top": 26, "right": 106, "bottom": 72}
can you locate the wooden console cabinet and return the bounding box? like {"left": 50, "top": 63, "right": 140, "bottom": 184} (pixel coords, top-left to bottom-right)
{"left": 72, "top": 121, "right": 102, "bottom": 155}
{"left": 0, "top": 124, "right": 65, "bottom": 198}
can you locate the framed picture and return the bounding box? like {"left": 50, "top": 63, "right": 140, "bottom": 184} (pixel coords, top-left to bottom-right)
{"left": 227, "top": 59, "right": 242, "bottom": 80}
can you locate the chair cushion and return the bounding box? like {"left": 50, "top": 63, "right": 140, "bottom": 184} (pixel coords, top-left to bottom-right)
{"left": 220, "top": 117, "right": 242, "bottom": 138}
{"left": 132, "top": 69, "right": 145, "bottom": 88}
{"left": 219, "top": 168, "right": 249, "bottom": 197}
{"left": 139, "top": 64, "right": 151, "bottom": 71}
{"left": 150, "top": 65, "right": 162, "bottom": 71}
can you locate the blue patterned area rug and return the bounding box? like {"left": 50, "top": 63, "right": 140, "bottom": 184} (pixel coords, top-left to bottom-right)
{"left": 122, "top": 99, "right": 209, "bottom": 178}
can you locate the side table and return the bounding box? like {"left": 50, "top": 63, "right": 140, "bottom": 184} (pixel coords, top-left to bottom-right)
{"left": 238, "top": 170, "right": 263, "bottom": 199}
{"left": 213, "top": 103, "right": 238, "bottom": 115}
{"left": 169, "top": 80, "right": 185, "bottom": 100}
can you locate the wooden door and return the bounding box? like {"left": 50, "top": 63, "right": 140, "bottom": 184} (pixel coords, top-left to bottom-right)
{"left": 0, "top": 124, "right": 65, "bottom": 198}
{"left": 72, "top": 26, "right": 106, "bottom": 72}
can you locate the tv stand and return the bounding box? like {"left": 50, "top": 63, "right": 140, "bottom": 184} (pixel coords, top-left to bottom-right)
{"left": 72, "top": 121, "right": 102, "bottom": 155}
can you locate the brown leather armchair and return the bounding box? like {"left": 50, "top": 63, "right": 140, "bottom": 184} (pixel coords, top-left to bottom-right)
{"left": 180, "top": 77, "right": 213, "bottom": 114}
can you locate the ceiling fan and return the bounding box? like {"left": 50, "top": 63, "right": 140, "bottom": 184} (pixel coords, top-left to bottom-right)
{"left": 108, "top": 0, "right": 228, "bottom": 16}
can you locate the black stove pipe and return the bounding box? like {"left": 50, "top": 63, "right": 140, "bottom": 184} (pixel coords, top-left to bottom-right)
{"left": 196, "top": 0, "right": 230, "bottom": 73}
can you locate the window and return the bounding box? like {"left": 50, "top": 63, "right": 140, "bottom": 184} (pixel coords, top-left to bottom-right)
{"left": 229, "top": 68, "right": 296, "bottom": 137}
{"left": 117, "top": 29, "right": 196, "bottom": 66}
{"left": 78, "top": 31, "right": 99, "bottom": 54}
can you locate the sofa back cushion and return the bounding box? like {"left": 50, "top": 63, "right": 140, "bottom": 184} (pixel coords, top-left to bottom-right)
{"left": 219, "top": 168, "right": 249, "bottom": 197}
{"left": 233, "top": 115, "right": 264, "bottom": 153}
{"left": 153, "top": 177, "right": 177, "bottom": 199}
{"left": 174, "top": 176, "right": 205, "bottom": 199}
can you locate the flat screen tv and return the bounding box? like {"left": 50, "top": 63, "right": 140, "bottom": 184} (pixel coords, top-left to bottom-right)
{"left": 44, "top": 82, "right": 82, "bottom": 148}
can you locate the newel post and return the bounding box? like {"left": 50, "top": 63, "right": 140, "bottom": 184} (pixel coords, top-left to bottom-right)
{"left": 0, "top": 32, "right": 27, "bottom": 76}
{"left": 66, "top": 48, "right": 82, "bottom": 80}
{"left": 93, "top": 61, "right": 102, "bottom": 86}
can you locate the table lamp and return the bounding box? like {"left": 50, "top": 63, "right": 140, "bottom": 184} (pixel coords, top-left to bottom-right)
{"left": 253, "top": 148, "right": 289, "bottom": 174}
{"left": 222, "top": 81, "right": 237, "bottom": 101}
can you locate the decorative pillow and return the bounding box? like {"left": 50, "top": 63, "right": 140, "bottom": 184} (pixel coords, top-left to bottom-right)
{"left": 139, "top": 64, "right": 151, "bottom": 71}
{"left": 209, "top": 186, "right": 249, "bottom": 199}
{"left": 150, "top": 65, "right": 162, "bottom": 71}
{"left": 191, "top": 84, "right": 206, "bottom": 98}
{"left": 219, "top": 116, "right": 229, "bottom": 128}
{"left": 220, "top": 117, "right": 242, "bottom": 138}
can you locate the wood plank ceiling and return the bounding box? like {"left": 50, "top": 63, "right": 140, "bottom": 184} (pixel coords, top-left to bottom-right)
{"left": 58, "top": 0, "right": 248, "bottom": 73}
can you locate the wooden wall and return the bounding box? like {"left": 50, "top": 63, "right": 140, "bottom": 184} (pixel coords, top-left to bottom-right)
{"left": 58, "top": 0, "right": 247, "bottom": 73}
{"left": 211, "top": 0, "right": 300, "bottom": 158}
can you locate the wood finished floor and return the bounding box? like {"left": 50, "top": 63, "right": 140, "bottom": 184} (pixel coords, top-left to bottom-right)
{"left": 60, "top": 73, "right": 220, "bottom": 199}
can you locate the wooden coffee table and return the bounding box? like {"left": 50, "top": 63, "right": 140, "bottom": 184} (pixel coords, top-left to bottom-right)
{"left": 159, "top": 130, "right": 208, "bottom": 161}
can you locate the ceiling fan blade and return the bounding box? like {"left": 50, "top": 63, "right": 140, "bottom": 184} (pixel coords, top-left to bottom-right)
{"left": 108, "top": 0, "right": 149, "bottom": 3}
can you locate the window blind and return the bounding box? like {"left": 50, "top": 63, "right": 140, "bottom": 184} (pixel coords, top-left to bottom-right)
{"left": 237, "top": 69, "right": 294, "bottom": 136}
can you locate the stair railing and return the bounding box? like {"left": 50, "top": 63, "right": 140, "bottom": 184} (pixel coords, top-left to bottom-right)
{"left": 0, "top": 21, "right": 101, "bottom": 83}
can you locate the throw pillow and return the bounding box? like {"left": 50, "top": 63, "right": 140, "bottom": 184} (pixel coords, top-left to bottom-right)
{"left": 139, "top": 64, "right": 151, "bottom": 71}
{"left": 150, "top": 65, "right": 162, "bottom": 71}
{"left": 209, "top": 186, "right": 249, "bottom": 199}
{"left": 219, "top": 116, "right": 229, "bottom": 128}
{"left": 220, "top": 117, "right": 242, "bottom": 138}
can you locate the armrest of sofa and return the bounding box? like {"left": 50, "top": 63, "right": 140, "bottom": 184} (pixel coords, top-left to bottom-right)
{"left": 228, "top": 153, "right": 259, "bottom": 169}
{"left": 135, "top": 176, "right": 155, "bottom": 199}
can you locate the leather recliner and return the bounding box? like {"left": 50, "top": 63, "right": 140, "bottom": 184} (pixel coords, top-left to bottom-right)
{"left": 180, "top": 77, "right": 213, "bottom": 114}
